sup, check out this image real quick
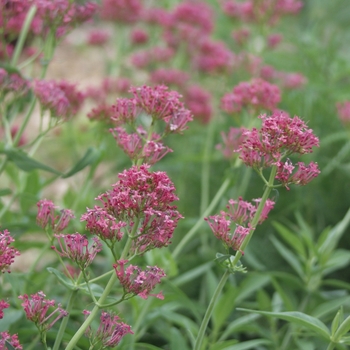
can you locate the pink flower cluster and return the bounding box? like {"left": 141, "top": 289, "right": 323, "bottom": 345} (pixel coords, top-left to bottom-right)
{"left": 100, "top": 0, "right": 143, "bottom": 24}
{"left": 0, "top": 229, "right": 20, "bottom": 273}
{"left": 0, "top": 331, "right": 22, "bottom": 350}
{"left": 0, "top": 0, "right": 97, "bottom": 47}
{"left": 260, "top": 65, "right": 307, "bottom": 89}
{"left": 221, "top": 78, "right": 281, "bottom": 114}
{"left": 131, "top": 46, "right": 175, "bottom": 69}
{"left": 205, "top": 197, "right": 275, "bottom": 253}
{"left": 33, "top": 80, "right": 85, "bottom": 119}
{"left": 114, "top": 260, "right": 166, "bottom": 299}
{"left": 81, "top": 165, "right": 183, "bottom": 254}
{"left": 237, "top": 111, "right": 320, "bottom": 188}
{"left": 0, "top": 68, "right": 29, "bottom": 95}
{"left": 217, "top": 127, "right": 246, "bottom": 159}
{"left": 221, "top": 0, "right": 303, "bottom": 25}
{"left": 84, "top": 310, "right": 133, "bottom": 347}
{"left": 0, "top": 299, "right": 9, "bottom": 319}
{"left": 36, "top": 199, "right": 75, "bottom": 233}
{"left": 19, "top": 291, "right": 68, "bottom": 332}
{"left": 52, "top": 233, "right": 102, "bottom": 270}
{"left": 336, "top": 101, "right": 350, "bottom": 127}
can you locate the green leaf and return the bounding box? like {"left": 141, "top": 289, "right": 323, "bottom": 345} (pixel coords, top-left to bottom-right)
{"left": 238, "top": 309, "right": 330, "bottom": 340}
{"left": 170, "top": 327, "right": 190, "bottom": 350}
{"left": 235, "top": 273, "right": 270, "bottom": 304}
{"left": 269, "top": 235, "right": 305, "bottom": 280}
{"left": 210, "top": 339, "right": 271, "bottom": 350}
{"left": 312, "top": 296, "right": 350, "bottom": 319}
{"left": 272, "top": 221, "right": 306, "bottom": 258}
{"left": 323, "top": 249, "right": 350, "bottom": 275}
{"left": 1, "top": 148, "right": 62, "bottom": 175}
{"left": 172, "top": 261, "right": 214, "bottom": 287}
{"left": 0, "top": 188, "right": 12, "bottom": 196}
{"left": 209, "top": 339, "right": 239, "bottom": 350}
{"left": 62, "top": 147, "right": 101, "bottom": 178}
{"left": 331, "top": 308, "right": 343, "bottom": 336}
{"left": 135, "top": 344, "right": 165, "bottom": 350}
{"left": 47, "top": 267, "right": 76, "bottom": 290}
{"left": 334, "top": 315, "right": 350, "bottom": 341}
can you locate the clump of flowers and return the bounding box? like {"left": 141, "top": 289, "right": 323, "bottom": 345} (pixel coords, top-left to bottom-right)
{"left": 37, "top": 199, "right": 75, "bottom": 233}
{"left": 33, "top": 80, "right": 85, "bottom": 119}
{"left": 336, "top": 101, "right": 350, "bottom": 127}
{"left": 237, "top": 111, "right": 320, "bottom": 189}
{"left": 52, "top": 233, "right": 102, "bottom": 270}
{"left": 0, "top": 331, "right": 22, "bottom": 350}
{"left": 114, "top": 260, "right": 166, "bottom": 299}
{"left": 109, "top": 85, "right": 192, "bottom": 164}
{"left": 221, "top": 78, "right": 281, "bottom": 114}
{"left": 19, "top": 291, "right": 68, "bottom": 334}
{"left": 217, "top": 127, "right": 246, "bottom": 159}
{"left": 0, "top": 229, "right": 20, "bottom": 273}
{"left": 84, "top": 310, "right": 133, "bottom": 348}
{"left": 0, "top": 68, "right": 30, "bottom": 96}
{"left": 0, "top": 299, "right": 9, "bottom": 319}
{"left": 206, "top": 197, "right": 275, "bottom": 253}
{"left": 81, "top": 164, "right": 183, "bottom": 255}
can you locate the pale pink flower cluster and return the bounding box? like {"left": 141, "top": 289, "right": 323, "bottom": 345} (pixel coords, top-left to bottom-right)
{"left": 87, "top": 29, "right": 111, "bottom": 46}
{"left": 336, "top": 101, "right": 350, "bottom": 127}
{"left": 221, "top": 78, "right": 281, "bottom": 114}
{"left": 110, "top": 85, "right": 192, "bottom": 164}
{"left": 0, "top": 331, "right": 22, "bottom": 350}
{"left": 237, "top": 111, "right": 320, "bottom": 189}
{"left": 19, "top": 291, "right": 68, "bottom": 332}
{"left": 0, "top": 229, "right": 20, "bottom": 273}
{"left": 0, "top": 68, "right": 29, "bottom": 95}
{"left": 217, "top": 127, "right": 246, "bottom": 159}
{"left": 81, "top": 165, "right": 183, "bottom": 254}
{"left": 260, "top": 65, "right": 307, "bottom": 89}
{"left": 205, "top": 197, "right": 275, "bottom": 253}
{"left": 130, "top": 28, "right": 149, "bottom": 45}
{"left": 36, "top": 199, "right": 75, "bottom": 233}
{"left": 150, "top": 68, "right": 189, "bottom": 88}
{"left": 52, "top": 234, "right": 103, "bottom": 270}
{"left": 84, "top": 310, "right": 133, "bottom": 347}
{"left": 114, "top": 260, "right": 166, "bottom": 299}
{"left": 100, "top": 0, "right": 143, "bottom": 24}
{"left": 0, "top": 299, "right": 9, "bottom": 319}
{"left": 33, "top": 80, "right": 85, "bottom": 119}
{"left": 221, "top": 0, "right": 303, "bottom": 25}
{"left": 131, "top": 46, "right": 175, "bottom": 69}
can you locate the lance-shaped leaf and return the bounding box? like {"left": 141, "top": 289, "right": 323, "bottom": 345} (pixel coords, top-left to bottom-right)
{"left": 1, "top": 148, "right": 62, "bottom": 175}
{"left": 237, "top": 309, "right": 330, "bottom": 340}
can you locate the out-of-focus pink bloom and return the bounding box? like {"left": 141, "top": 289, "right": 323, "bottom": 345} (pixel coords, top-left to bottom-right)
{"left": 184, "top": 85, "right": 213, "bottom": 124}
{"left": 0, "top": 332, "right": 22, "bottom": 350}
{"left": 19, "top": 291, "right": 68, "bottom": 332}
{"left": 114, "top": 260, "right": 166, "bottom": 299}
{"left": 217, "top": 127, "right": 245, "bottom": 159}
{"left": 163, "top": 1, "right": 214, "bottom": 47}
{"left": 221, "top": 78, "right": 281, "bottom": 114}
{"left": 232, "top": 28, "right": 251, "bottom": 46}
{"left": 192, "top": 38, "right": 234, "bottom": 73}
{"left": 144, "top": 7, "right": 172, "bottom": 26}
{"left": 130, "top": 28, "right": 149, "bottom": 45}
{"left": 0, "top": 68, "right": 30, "bottom": 95}
{"left": 52, "top": 233, "right": 102, "bottom": 269}
{"left": 100, "top": 0, "right": 143, "bottom": 23}
{"left": 150, "top": 68, "right": 189, "bottom": 88}
{"left": 279, "top": 72, "right": 307, "bottom": 89}
{"left": 87, "top": 29, "right": 110, "bottom": 46}
{"left": 336, "top": 101, "right": 350, "bottom": 126}
{"left": 33, "top": 79, "right": 85, "bottom": 119}
{"left": 0, "top": 300, "right": 9, "bottom": 319}
{"left": 130, "top": 47, "right": 175, "bottom": 69}
{"left": 0, "top": 229, "right": 20, "bottom": 273}
{"left": 36, "top": 200, "right": 75, "bottom": 233}
{"left": 267, "top": 33, "right": 283, "bottom": 48}
{"left": 87, "top": 104, "right": 115, "bottom": 123}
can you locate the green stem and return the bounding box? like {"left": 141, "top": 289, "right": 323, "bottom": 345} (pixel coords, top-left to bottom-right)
{"left": 65, "top": 223, "right": 137, "bottom": 350}
{"left": 172, "top": 177, "right": 231, "bottom": 260}
{"left": 10, "top": 5, "right": 37, "bottom": 67}
{"left": 194, "top": 165, "right": 277, "bottom": 350}
{"left": 194, "top": 269, "right": 230, "bottom": 350}
{"left": 52, "top": 290, "right": 79, "bottom": 350}
{"left": 326, "top": 343, "right": 335, "bottom": 350}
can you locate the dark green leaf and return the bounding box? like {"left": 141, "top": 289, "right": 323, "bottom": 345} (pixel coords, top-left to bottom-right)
{"left": 47, "top": 267, "right": 76, "bottom": 290}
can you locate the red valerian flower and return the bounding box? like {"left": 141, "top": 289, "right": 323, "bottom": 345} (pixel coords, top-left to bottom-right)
{"left": 114, "top": 260, "right": 166, "bottom": 299}
{"left": 0, "top": 331, "right": 22, "bottom": 350}
{"left": 0, "top": 299, "right": 9, "bottom": 319}
{"left": 0, "top": 229, "right": 20, "bottom": 273}
{"left": 19, "top": 291, "right": 68, "bottom": 332}
{"left": 81, "top": 165, "right": 183, "bottom": 254}
{"left": 52, "top": 233, "right": 102, "bottom": 270}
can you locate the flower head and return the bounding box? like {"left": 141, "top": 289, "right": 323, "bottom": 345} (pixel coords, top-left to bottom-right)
{"left": 114, "top": 260, "right": 166, "bottom": 299}
{"left": 0, "top": 299, "right": 10, "bottom": 319}
{"left": 52, "top": 233, "right": 102, "bottom": 270}
{"left": 0, "top": 331, "right": 22, "bottom": 350}
{"left": 336, "top": 101, "right": 350, "bottom": 127}
{"left": 0, "top": 229, "right": 20, "bottom": 273}
{"left": 19, "top": 291, "right": 68, "bottom": 332}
